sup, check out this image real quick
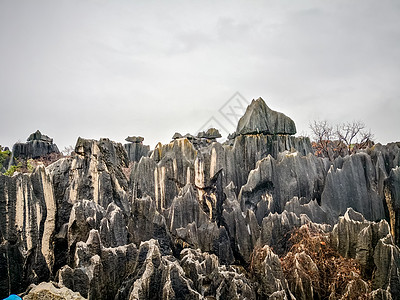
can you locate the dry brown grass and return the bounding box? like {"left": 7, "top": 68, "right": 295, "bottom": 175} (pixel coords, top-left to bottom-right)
{"left": 280, "top": 225, "right": 370, "bottom": 299}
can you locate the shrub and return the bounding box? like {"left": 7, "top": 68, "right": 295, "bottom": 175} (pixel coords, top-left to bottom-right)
{"left": 4, "top": 162, "right": 22, "bottom": 176}
{"left": 0, "top": 146, "right": 11, "bottom": 172}
{"left": 280, "top": 225, "right": 369, "bottom": 299}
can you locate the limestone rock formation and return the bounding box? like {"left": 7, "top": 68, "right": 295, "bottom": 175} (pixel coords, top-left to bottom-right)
{"left": 236, "top": 97, "right": 296, "bottom": 136}
{"left": 172, "top": 132, "right": 183, "bottom": 140}
{"left": 321, "top": 153, "right": 385, "bottom": 222}
{"left": 115, "top": 239, "right": 201, "bottom": 300}
{"left": 23, "top": 282, "right": 85, "bottom": 300}
{"left": 239, "top": 151, "right": 329, "bottom": 222}
{"left": 124, "top": 136, "right": 150, "bottom": 162}
{"left": 0, "top": 166, "right": 56, "bottom": 296}
{"left": 10, "top": 130, "right": 60, "bottom": 164}
{"left": 1, "top": 97, "right": 400, "bottom": 299}
{"left": 125, "top": 136, "right": 144, "bottom": 143}
{"left": 250, "top": 245, "right": 291, "bottom": 298}
{"left": 197, "top": 128, "right": 222, "bottom": 140}
{"left": 331, "top": 208, "right": 400, "bottom": 298}
{"left": 58, "top": 229, "right": 137, "bottom": 299}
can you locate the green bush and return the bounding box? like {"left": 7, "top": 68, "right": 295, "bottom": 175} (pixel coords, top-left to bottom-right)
{"left": 0, "top": 146, "right": 11, "bottom": 173}
{"left": 3, "top": 162, "right": 22, "bottom": 176}
{"left": 27, "top": 159, "right": 34, "bottom": 173}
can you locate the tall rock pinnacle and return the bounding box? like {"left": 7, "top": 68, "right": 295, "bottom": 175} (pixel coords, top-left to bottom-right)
{"left": 236, "top": 97, "right": 297, "bottom": 135}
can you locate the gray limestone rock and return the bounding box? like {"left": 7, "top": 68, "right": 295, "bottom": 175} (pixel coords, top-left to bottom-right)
{"left": 331, "top": 208, "right": 400, "bottom": 298}
{"left": 27, "top": 130, "right": 53, "bottom": 143}
{"left": 236, "top": 98, "right": 296, "bottom": 136}
{"left": 321, "top": 153, "right": 386, "bottom": 222}
{"left": 125, "top": 136, "right": 144, "bottom": 143}
{"left": 172, "top": 132, "right": 183, "bottom": 140}
{"left": 384, "top": 166, "right": 400, "bottom": 246}
{"left": 0, "top": 166, "right": 56, "bottom": 297}
{"left": 283, "top": 251, "right": 318, "bottom": 300}
{"left": 124, "top": 142, "right": 150, "bottom": 162}
{"left": 259, "top": 211, "right": 312, "bottom": 255}
{"left": 115, "top": 239, "right": 201, "bottom": 300}
{"left": 284, "top": 197, "right": 332, "bottom": 225}
{"left": 251, "top": 245, "right": 291, "bottom": 299}
{"left": 11, "top": 130, "right": 60, "bottom": 164}
{"left": 206, "top": 265, "right": 256, "bottom": 300}
{"left": 23, "top": 281, "right": 85, "bottom": 300}
{"left": 222, "top": 182, "right": 259, "bottom": 264}
{"left": 179, "top": 248, "right": 219, "bottom": 294}
{"left": 372, "top": 235, "right": 400, "bottom": 298}
{"left": 2, "top": 99, "right": 400, "bottom": 299}
{"left": 48, "top": 137, "right": 130, "bottom": 223}
{"left": 197, "top": 128, "right": 222, "bottom": 139}
{"left": 58, "top": 229, "right": 137, "bottom": 300}
{"left": 239, "top": 151, "right": 328, "bottom": 222}
{"left": 128, "top": 195, "right": 172, "bottom": 255}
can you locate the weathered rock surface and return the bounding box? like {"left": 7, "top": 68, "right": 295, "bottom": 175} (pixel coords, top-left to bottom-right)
{"left": 124, "top": 143, "right": 150, "bottom": 163}
{"left": 197, "top": 127, "right": 222, "bottom": 140}
{"left": 384, "top": 166, "right": 400, "bottom": 246}
{"left": 331, "top": 208, "right": 400, "bottom": 298}
{"left": 321, "top": 153, "right": 386, "bottom": 222}
{"left": 124, "top": 136, "right": 150, "bottom": 162}
{"left": 250, "top": 245, "right": 291, "bottom": 298}
{"left": 23, "top": 281, "right": 85, "bottom": 300}
{"left": 125, "top": 136, "right": 145, "bottom": 143}
{"left": 239, "top": 151, "right": 329, "bottom": 222}
{"left": 1, "top": 98, "right": 400, "bottom": 299}
{"left": 236, "top": 98, "right": 296, "bottom": 136}
{"left": 10, "top": 130, "right": 60, "bottom": 165}
{"left": 58, "top": 229, "right": 137, "bottom": 299}
{"left": 115, "top": 239, "right": 201, "bottom": 300}
{"left": 0, "top": 166, "right": 56, "bottom": 296}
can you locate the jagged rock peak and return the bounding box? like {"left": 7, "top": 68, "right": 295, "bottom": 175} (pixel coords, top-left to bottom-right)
{"left": 27, "top": 129, "right": 53, "bottom": 143}
{"left": 197, "top": 128, "right": 222, "bottom": 139}
{"left": 236, "top": 97, "right": 297, "bottom": 136}
{"left": 125, "top": 136, "right": 144, "bottom": 143}
{"left": 11, "top": 130, "right": 59, "bottom": 162}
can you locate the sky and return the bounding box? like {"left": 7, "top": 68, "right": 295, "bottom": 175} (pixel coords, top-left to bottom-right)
{"left": 1, "top": 0, "right": 400, "bottom": 151}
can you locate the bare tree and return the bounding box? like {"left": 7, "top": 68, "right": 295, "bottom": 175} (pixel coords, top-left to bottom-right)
{"left": 336, "top": 121, "right": 374, "bottom": 154}
{"left": 310, "top": 120, "right": 374, "bottom": 160}
{"left": 62, "top": 145, "right": 75, "bottom": 156}
{"left": 309, "top": 120, "right": 335, "bottom": 160}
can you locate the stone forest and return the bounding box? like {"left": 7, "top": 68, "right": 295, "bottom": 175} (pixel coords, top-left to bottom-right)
{"left": 0, "top": 98, "right": 399, "bottom": 299}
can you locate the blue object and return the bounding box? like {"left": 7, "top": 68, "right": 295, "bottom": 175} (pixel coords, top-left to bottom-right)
{"left": 3, "top": 295, "right": 22, "bottom": 300}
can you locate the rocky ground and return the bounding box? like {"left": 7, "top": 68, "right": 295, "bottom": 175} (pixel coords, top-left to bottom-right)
{"left": 1, "top": 98, "right": 399, "bottom": 299}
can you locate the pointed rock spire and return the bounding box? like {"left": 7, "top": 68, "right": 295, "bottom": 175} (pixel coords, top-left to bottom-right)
{"left": 236, "top": 97, "right": 296, "bottom": 136}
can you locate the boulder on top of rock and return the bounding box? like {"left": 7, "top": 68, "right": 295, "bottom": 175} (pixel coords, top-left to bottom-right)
{"left": 125, "top": 136, "right": 144, "bottom": 143}
{"left": 236, "top": 97, "right": 296, "bottom": 136}
{"left": 197, "top": 128, "right": 222, "bottom": 140}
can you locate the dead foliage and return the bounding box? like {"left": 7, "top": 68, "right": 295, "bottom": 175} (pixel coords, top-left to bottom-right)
{"left": 35, "top": 152, "right": 64, "bottom": 166}
{"left": 280, "top": 225, "right": 370, "bottom": 299}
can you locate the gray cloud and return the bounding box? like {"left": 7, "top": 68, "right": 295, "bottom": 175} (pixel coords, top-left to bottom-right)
{"left": 1, "top": 0, "right": 399, "bottom": 150}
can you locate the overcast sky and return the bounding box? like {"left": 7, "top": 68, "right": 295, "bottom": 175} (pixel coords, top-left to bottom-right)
{"left": 1, "top": 0, "right": 399, "bottom": 150}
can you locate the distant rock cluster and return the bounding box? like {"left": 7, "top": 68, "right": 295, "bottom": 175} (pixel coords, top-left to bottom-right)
{"left": 10, "top": 130, "right": 60, "bottom": 165}
{"left": 0, "top": 97, "right": 399, "bottom": 299}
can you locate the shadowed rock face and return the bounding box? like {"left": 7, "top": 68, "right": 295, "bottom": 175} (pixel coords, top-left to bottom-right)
{"left": 1, "top": 99, "right": 400, "bottom": 299}
{"left": 124, "top": 136, "right": 150, "bottom": 163}
{"left": 10, "top": 130, "right": 60, "bottom": 165}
